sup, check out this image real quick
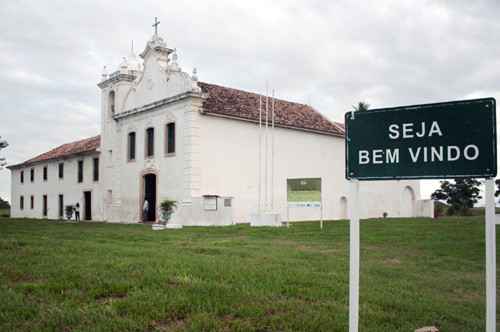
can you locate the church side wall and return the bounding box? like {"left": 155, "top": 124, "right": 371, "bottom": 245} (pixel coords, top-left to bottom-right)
{"left": 197, "top": 115, "right": 421, "bottom": 223}
{"left": 9, "top": 153, "right": 103, "bottom": 220}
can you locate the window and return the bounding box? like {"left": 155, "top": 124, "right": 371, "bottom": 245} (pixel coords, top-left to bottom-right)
{"left": 20, "top": 196, "right": 24, "bottom": 210}
{"left": 30, "top": 195, "right": 34, "bottom": 209}
{"left": 166, "top": 122, "right": 176, "bottom": 155}
{"left": 78, "top": 160, "right": 83, "bottom": 183}
{"left": 58, "top": 195, "right": 64, "bottom": 217}
{"left": 128, "top": 132, "right": 136, "bottom": 161}
{"left": 108, "top": 150, "right": 113, "bottom": 167}
{"left": 146, "top": 127, "right": 154, "bottom": 157}
{"left": 30, "top": 168, "right": 34, "bottom": 182}
{"left": 93, "top": 157, "right": 99, "bottom": 181}
{"left": 59, "top": 163, "right": 64, "bottom": 179}
{"left": 43, "top": 165, "right": 48, "bottom": 181}
{"left": 43, "top": 195, "right": 48, "bottom": 217}
{"left": 108, "top": 91, "right": 115, "bottom": 119}
{"left": 20, "top": 171, "right": 24, "bottom": 183}
{"left": 107, "top": 190, "right": 113, "bottom": 204}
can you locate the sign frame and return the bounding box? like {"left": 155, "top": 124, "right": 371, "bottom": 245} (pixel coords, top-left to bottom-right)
{"left": 345, "top": 98, "right": 497, "bottom": 181}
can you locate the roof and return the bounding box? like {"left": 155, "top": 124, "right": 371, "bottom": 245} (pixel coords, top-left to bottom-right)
{"left": 8, "top": 136, "right": 100, "bottom": 169}
{"left": 198, "top": 82, "right": 345, "bottom": 136}
{"left": 10, "top": 83, "right": 345, "bottom": 169}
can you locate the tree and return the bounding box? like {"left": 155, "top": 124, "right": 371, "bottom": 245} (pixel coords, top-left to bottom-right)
{"left": 430, "top": 179, "right": 482, "bottom": 215}
{"left": 0, "top": 197, "right": 10, "bottom": 209}
{"left": 352, "top": 101, "right": 370, "bottom": 111}
{"left": 0, "top": 136, "right": 7, "bottom": 170}
{"left": 495, "top": 179, "right": 500, "bottom": 204}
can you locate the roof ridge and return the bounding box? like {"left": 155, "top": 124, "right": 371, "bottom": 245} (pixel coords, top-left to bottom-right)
{"left": 198, "top": 81, "right": 345, "bottom": 137}
{"left": 199, "top": 81, "right": 311, "bottom": 108}
{"left": 8, "top": 135, "right": 101, "bottom": 169}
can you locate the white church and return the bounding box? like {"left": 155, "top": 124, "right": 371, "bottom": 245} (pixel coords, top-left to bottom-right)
{"left": 8, "top": 29, "right": 433, "bottom": 225}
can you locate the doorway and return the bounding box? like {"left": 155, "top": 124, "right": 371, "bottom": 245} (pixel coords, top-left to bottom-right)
{"left": 402, "top": 186, "right": 415, "bottom": 218}
{"left": 143, "top": 173, "right": 157, "bottom": 222}
{"left": 58, "top": 195, "right": 64, "bottom": 218}
{"left": 43, "top": 195, "right": 48, "bottom": 217}
{"left": 340, "top": 196, "right": 348, "bottom": 219}
{"left": 84, "top": 191, "right": 92, "bottom": 221}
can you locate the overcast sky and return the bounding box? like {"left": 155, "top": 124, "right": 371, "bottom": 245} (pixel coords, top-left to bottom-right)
{"left": 1, "top": 0, "right": 500, "bottom": 204}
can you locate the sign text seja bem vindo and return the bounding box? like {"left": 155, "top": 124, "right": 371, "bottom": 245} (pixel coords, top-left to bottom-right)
{"left": 345, "top": 98, "right": 497, "bottom": 180}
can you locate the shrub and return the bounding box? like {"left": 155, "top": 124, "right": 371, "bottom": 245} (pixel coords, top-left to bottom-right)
{"left": 159, "top": 199, "right": 178, "bottom": 212}
{"left": 65, "top": 205, "right": 75, "bottom": 214}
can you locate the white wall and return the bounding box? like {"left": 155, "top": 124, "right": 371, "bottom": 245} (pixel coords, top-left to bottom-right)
{"left": 104, "top": 99, "right": 191, "bottom": 223}
{"left": 198, "top": 115, "right": 421, "bottom": 223}
{"left": 10, "top": 153, "right": 103, "bottom": 220}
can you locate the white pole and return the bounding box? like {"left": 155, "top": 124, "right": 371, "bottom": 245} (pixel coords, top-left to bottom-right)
{"left": 258, "top": 94, "right": 262, "bottom": 213}
{"left": 271, "top": 89, "right": 275, "bottom": 212}
{"left": 349, "top": 180, "right": 360, "bottom": 332}
{"left": 485, "top": 177, "right": 496, "bottom": 332}
{"left": 265, "top": 81, "right": 269, "bottom": 212}
{"left": 320, "top": 205, "right": 323, "bottom": 229}
{"left": 320, "top": 179, "right": 323, "bottom": 229}
{"left": 287, "top": 206, "right": 289, "bottom": 228}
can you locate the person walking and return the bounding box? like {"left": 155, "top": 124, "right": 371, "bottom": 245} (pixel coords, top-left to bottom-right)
{"left": 143, "top": 198, "right": 149, "bottom": 222}
{"left": 75, "top": 203, "right": 80, "bottom": 221}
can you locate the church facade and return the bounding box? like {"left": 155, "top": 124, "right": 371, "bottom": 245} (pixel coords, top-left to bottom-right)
{"left": 8, "top": 33, "right": 432, "bottom": 225}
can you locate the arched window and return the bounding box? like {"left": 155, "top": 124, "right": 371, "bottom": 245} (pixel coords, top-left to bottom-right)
{"left": 165, "top": 122, "right": 175, "bottom": 155}
{"left": 402, "top": 186, "right": 416, "bottom": 218}
{"left": 146, "top": 127, "right": 154, "bottom": 157}
{"left": 340, "top": 197, "right": 348, "bottom": 219}
{"left": 128, "top": 132, "right": 136, "bottom": 161}
{"left": 108, "top": 91, "right": 115, "bottom": 118}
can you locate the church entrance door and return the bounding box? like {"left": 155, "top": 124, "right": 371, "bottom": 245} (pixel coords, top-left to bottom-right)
{"left": 143, "top": 174, "right": 157, "bottom": 222}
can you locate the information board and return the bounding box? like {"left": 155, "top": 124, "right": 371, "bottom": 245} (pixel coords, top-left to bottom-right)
{"left": 286, "top": 178, "right": 322, "bottom": 207}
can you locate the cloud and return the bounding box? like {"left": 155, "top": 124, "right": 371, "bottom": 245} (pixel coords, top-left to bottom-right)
{"left": 1, "top": 0, "right": 500, "bottom": 202}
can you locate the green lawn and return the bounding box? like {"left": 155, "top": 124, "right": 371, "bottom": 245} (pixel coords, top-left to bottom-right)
{"left": 0, "top": 217, "right": 494, "bottom": 331}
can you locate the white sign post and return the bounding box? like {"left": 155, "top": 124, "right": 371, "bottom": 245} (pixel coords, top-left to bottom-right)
{"left": 349, "top": 180, "right": 360, "bottom": 332}
{"left": 485, "top": 178, "right": 496, "bottom": 332}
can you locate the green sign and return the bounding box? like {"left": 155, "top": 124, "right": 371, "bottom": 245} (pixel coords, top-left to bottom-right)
{"left": 287, "top": 178, "right": 322, "bottom": 207}
{"left": 345, "top": 98, "right": 497, "bottom": 180}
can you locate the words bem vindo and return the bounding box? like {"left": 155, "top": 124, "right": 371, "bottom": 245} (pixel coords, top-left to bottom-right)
{"left": 358, "top": 121, "right": 480, "bottom": 164}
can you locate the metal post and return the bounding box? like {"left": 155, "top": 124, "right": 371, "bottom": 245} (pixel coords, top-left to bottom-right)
{"left": 320, "top": 180, "right": 323, "bottom": 229}
{"left": 320, "top": 203, "right": 323, "bottom": 229}
{"left": 287, "top": 206, "right": 289, "bottom": 228}
{"left": 349, "top": 180, "right": 360, "bottom": 332}
{"left": 265, "top": 82, "right": 268, "bottom": 212}
{"left": 258, "top": 94, "right": 262, "bottom": 212}
{"left": 485, "top": 178, "right": 496, "bottom": 332}
{"left": 271, "top": 90, "right": 275, "bottom": 212}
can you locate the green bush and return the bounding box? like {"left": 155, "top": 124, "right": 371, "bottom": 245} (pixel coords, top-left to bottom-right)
{"left": 0, "top": 208, "right": 9, "bottom": 217}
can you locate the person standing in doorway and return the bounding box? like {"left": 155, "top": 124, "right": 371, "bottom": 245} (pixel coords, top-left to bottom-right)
{"left": 75, "top": 203, "right": 80, "bottom": 221}
{"left": 143, "top": 198, "right": 149, "bottom": 222}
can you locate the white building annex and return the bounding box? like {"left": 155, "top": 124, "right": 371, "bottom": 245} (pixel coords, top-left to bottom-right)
{"left": 8, "top": 31, "right": 433, "bottom": 225}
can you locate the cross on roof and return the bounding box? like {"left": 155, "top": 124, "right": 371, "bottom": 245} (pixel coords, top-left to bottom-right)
{"left": 152, "top": 17, "right": 160, "bottom": 35}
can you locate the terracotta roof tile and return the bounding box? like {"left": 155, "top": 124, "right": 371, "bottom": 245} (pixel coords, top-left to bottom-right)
{"left": 9, "top": 136, "right": 100, "bottom": 169}
{"left": 198, "top": 82, "right": 344, "bottom": 136}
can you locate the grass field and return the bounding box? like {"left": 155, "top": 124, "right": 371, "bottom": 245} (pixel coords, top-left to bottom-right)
{"left": 0, "top": 217, "right": 495, "bottom": 331}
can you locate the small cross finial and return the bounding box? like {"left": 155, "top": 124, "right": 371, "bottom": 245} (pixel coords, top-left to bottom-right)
{"left": 152, "top": 17, "right": 160, "bottom": 35}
